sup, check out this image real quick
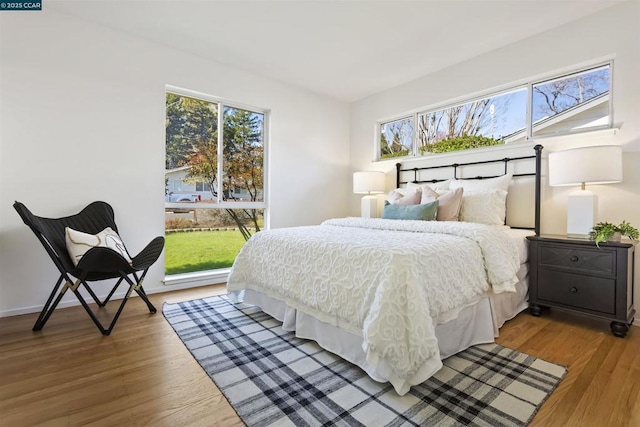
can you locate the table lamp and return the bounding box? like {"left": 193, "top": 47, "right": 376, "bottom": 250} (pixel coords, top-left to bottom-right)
{"left": 548, "top": 145, "right": 622, "bottom": 238}
{"left": 353, "top": 171, "right": 385, "bottom": 218}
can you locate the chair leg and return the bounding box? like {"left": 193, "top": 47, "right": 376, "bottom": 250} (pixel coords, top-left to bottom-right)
{"left": 101, "top": 278, "right": 124, "bottom": 306}
{"left": 131, "top": 270, "right": 157, "bottom": 313}
{"left": 73, "top": 286, "right": 109, "bottom": 335}
{"left": 74, "top": 274, "right": 154, "bottom": 336}
{"left": 33, "top": 275, "right": 75, "bottom": 331}
{"left": 36, "top": 273, "right": 156, "bottom": 336}
{"left": 73, "top": 282, "right": 132, "bottom": 336}
{"left": 82, "top": 280, "right": 107, "bottom": 307}
{"left": 104, "top": 285, "right": 135, "bottom": 334}
{"left": 135, "top": 287, "right": 157, "bottom": 314}
{"left": 81, "top": 278, "right": 124, "bottom": 307}
{"left": 102, "top": 273, "right": 151, "bottom": 334}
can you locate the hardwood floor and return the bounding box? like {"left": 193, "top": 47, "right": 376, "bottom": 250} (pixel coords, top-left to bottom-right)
{"left": 0, "top": 285, "right": 239, "bottom": 427}
{"left": 1, "top": 285, "right": 639, "bottom": 426}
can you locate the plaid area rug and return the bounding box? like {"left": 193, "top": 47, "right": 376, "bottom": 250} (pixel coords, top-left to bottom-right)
{"left": 163, "top": 296, "right": 566, "bottom": 427}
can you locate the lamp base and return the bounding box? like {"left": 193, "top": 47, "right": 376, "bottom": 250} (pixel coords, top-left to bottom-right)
{"left": 566, "top": 189, "right": 595, "bottom": 238}
{"left": 361, "top": 196, "right": 378, "bottom": 218}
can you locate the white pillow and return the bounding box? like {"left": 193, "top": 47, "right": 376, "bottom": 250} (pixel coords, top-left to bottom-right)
{"left": 421, "top": 187, "right": 464, "bottom": 221}
{"left": 65, "top": 227, "right": 132, "bottom": 266}
{"left": 407, "top": 179, "right": 451, "bottom": 192}
{"left": 387, "top": 187, "right": 422, "bottom": 205}
{"left": 449, "top": 173, "right": 512, "bottom": 193}
{"left": 459, "top": 189, "right": 508, "bottom": 225}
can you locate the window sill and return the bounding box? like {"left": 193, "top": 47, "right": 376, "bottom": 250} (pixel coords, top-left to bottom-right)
{"left": 164, "top": 269, "right": 230, "bottom": 289}
{"left": 374, "top": 140, "right": 539, "bottom": 164}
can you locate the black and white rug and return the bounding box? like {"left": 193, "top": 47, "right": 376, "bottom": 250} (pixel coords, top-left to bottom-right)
{"left": 163, "top": 296, "right": 566, "bottom": 426}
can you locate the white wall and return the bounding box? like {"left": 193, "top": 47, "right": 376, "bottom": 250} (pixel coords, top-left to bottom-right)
{"left": 350, "top": 2, "right": 640, "bottom": 318}
{"left": 0, "top": 10, "right": 351, "bottom": 316}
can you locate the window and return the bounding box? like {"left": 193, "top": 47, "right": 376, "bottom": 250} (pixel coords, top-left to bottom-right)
{"left": 195, "top": 181, "right": 211, "bottom": 192}
{"left": 417, "top": 87, "right": 527, "bottom": 155}
{"left": 532, "top": 65, "right": 611, "bottom": 137}
{"left": 165, "top": 87, "right": 268, "bottom": 276}
{"left": 380, "top": 117, "right": 413, "bottom": 159}
{"left": 377, "top": 62, "right": 612, "bottom": 160}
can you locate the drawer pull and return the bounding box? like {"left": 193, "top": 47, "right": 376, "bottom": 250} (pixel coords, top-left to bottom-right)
{"left": 570, "top": 255, "right": 579, "bottom": 262}
{"left": 570, "top": 287, "right": 578, "bottom": 294}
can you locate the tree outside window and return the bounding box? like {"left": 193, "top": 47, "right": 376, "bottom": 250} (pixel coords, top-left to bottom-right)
{"left": 165, "top": 91, "right": 267, "bottom": 275}
{"left": 377, "top": 63, "right": 612, "bottom": 160}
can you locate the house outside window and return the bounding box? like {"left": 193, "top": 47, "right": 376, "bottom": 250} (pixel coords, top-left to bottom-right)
{"left": 376, "top": 62, "right": 612, "bottom": 160}
{"left": 165, "top": 87, "right": 268, "bottom": 276}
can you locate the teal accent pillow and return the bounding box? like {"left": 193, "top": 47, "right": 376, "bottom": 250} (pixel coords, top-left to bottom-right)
{"left": 382, "top": 200, "right": 439, "bottom": 221}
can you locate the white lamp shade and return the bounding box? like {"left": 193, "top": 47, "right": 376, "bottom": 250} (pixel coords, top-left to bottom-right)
{"left": 353, "top": 171, "right": 385, "bottom": 194}
{"left": 548, "top": 145, "right": 623, "bottom": 187}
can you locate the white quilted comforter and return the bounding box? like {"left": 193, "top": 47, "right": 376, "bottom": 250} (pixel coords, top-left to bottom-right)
{"left": 227, "top": 218, "right": 520, "bottom": 394}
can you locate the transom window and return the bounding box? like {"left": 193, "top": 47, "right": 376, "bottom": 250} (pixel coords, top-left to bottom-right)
{"left": 377, "top": 63, "right": 612, "bottom": 160}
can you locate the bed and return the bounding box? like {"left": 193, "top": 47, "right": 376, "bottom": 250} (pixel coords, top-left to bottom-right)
{"left": 227, "top": 145, "right": 543, "bottom": 395}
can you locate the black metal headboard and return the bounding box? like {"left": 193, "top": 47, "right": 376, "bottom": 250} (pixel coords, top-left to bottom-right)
{"left": 395, "top": 145, "right": 543, "bottom": 235}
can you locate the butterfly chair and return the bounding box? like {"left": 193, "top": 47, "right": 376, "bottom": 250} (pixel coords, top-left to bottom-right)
{"left": 13, "top": 201, "right": 165, "bottom": 335}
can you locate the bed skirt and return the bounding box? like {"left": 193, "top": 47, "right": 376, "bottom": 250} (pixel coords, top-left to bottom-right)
{"left": 229, "top": 289, "right": 497, "bottom": 390}
{"left": 227, "top": 266, "right": 529, "bottom": 391}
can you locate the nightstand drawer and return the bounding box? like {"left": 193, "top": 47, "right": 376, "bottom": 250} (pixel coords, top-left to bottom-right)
{"left": 538, "top": 244, "right": 615, "bottom": 276}
{"left": 538, "top": 269, "right": 615, "bottom": 314}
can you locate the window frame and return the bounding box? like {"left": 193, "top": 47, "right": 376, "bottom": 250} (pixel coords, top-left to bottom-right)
{"left": 529, "top": 63, "right": 612, "bottom": 139}
{"left": 375, "top": 60, "right": 613, "bottom": 161}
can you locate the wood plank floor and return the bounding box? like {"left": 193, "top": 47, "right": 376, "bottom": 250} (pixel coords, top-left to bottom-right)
{"left": 1, "top": 285, "right": 639, "bottom": 426}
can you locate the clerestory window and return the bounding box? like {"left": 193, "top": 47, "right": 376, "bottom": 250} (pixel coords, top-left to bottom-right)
{"left": 377, "top": 62, "right": 612, "bottom": 160}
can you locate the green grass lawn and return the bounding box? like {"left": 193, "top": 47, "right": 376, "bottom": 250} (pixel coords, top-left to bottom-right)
{"left": 165, "top": 230, "right": 247, "bottom": 275}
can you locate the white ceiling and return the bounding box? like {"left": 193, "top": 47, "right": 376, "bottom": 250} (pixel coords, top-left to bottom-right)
{"left": 49, "top": 0, "right": 623, "bottom": 102}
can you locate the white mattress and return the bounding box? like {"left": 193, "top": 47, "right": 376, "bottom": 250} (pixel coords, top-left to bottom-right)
{"left": 498, "top": 227, "right": 535, "bottom": 265}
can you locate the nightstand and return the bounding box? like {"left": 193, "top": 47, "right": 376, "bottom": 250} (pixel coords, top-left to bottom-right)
{"left": 526, "top": 235, "right": 636, "bottom": 337}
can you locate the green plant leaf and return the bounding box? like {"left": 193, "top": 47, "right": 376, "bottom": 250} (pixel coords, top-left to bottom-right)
{"left": 590, "top": 220, "right": 639, "bottom": 247}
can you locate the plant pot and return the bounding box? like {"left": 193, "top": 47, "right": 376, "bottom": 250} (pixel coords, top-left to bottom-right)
{"left": 609, "top": 232, "right": 621, "bottom": 242}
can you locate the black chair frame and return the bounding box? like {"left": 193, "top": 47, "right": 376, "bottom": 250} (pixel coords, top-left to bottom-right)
{"left": 14, "top": 201, "right": 165, "bottom": 335}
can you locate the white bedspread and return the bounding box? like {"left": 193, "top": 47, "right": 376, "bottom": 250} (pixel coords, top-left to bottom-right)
{"left": 227, "top": 217, "right": 520, "bottom": 394}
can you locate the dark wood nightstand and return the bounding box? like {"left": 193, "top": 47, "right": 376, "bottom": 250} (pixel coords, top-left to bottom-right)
{"left": 526, "top": 235, "right": 636, "bottom": 337}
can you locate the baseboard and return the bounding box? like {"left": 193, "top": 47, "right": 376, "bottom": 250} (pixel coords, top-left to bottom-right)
{"left": 0, "top": 291, "right": 134, "bottom": 318}
{"left": 0, "top": 270, "right": 230, "bottom": 318}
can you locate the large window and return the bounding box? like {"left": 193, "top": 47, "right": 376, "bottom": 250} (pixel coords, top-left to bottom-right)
{"left": 165, "top": 87, "right": 267, "bottom": 276}
{"left": 377, "top": 63, "right": 611, "bottom": 160}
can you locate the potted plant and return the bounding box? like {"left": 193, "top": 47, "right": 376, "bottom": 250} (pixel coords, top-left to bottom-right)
{"left": 590, "top": 221, "right": 639, "bottom": 247}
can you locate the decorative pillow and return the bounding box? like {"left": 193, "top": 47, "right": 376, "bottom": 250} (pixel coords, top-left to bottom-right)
{"left": 387, "top": 187, "right": 422, "bottom": 205}
{"left": 459, "top": 189, "right": 508, "bottom": 225}
{"left": 407, "top": 179, "right": 451, "bottom": 192}
{"left": 382, "top": 200, "right": 439, "bottom": 221}
{"left": 449, "top": 173, "right": 512, "bottom": 193}
{"left": 65, "top": 227, "right": 132, "bottom": 266}
{"left": 421, "top": 187, "right": 464, "bottom": 221}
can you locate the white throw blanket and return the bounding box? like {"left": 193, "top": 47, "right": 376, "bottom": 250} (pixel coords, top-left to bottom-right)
{"left": 227, "top": 218, "right": 520, "bottom": 394}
